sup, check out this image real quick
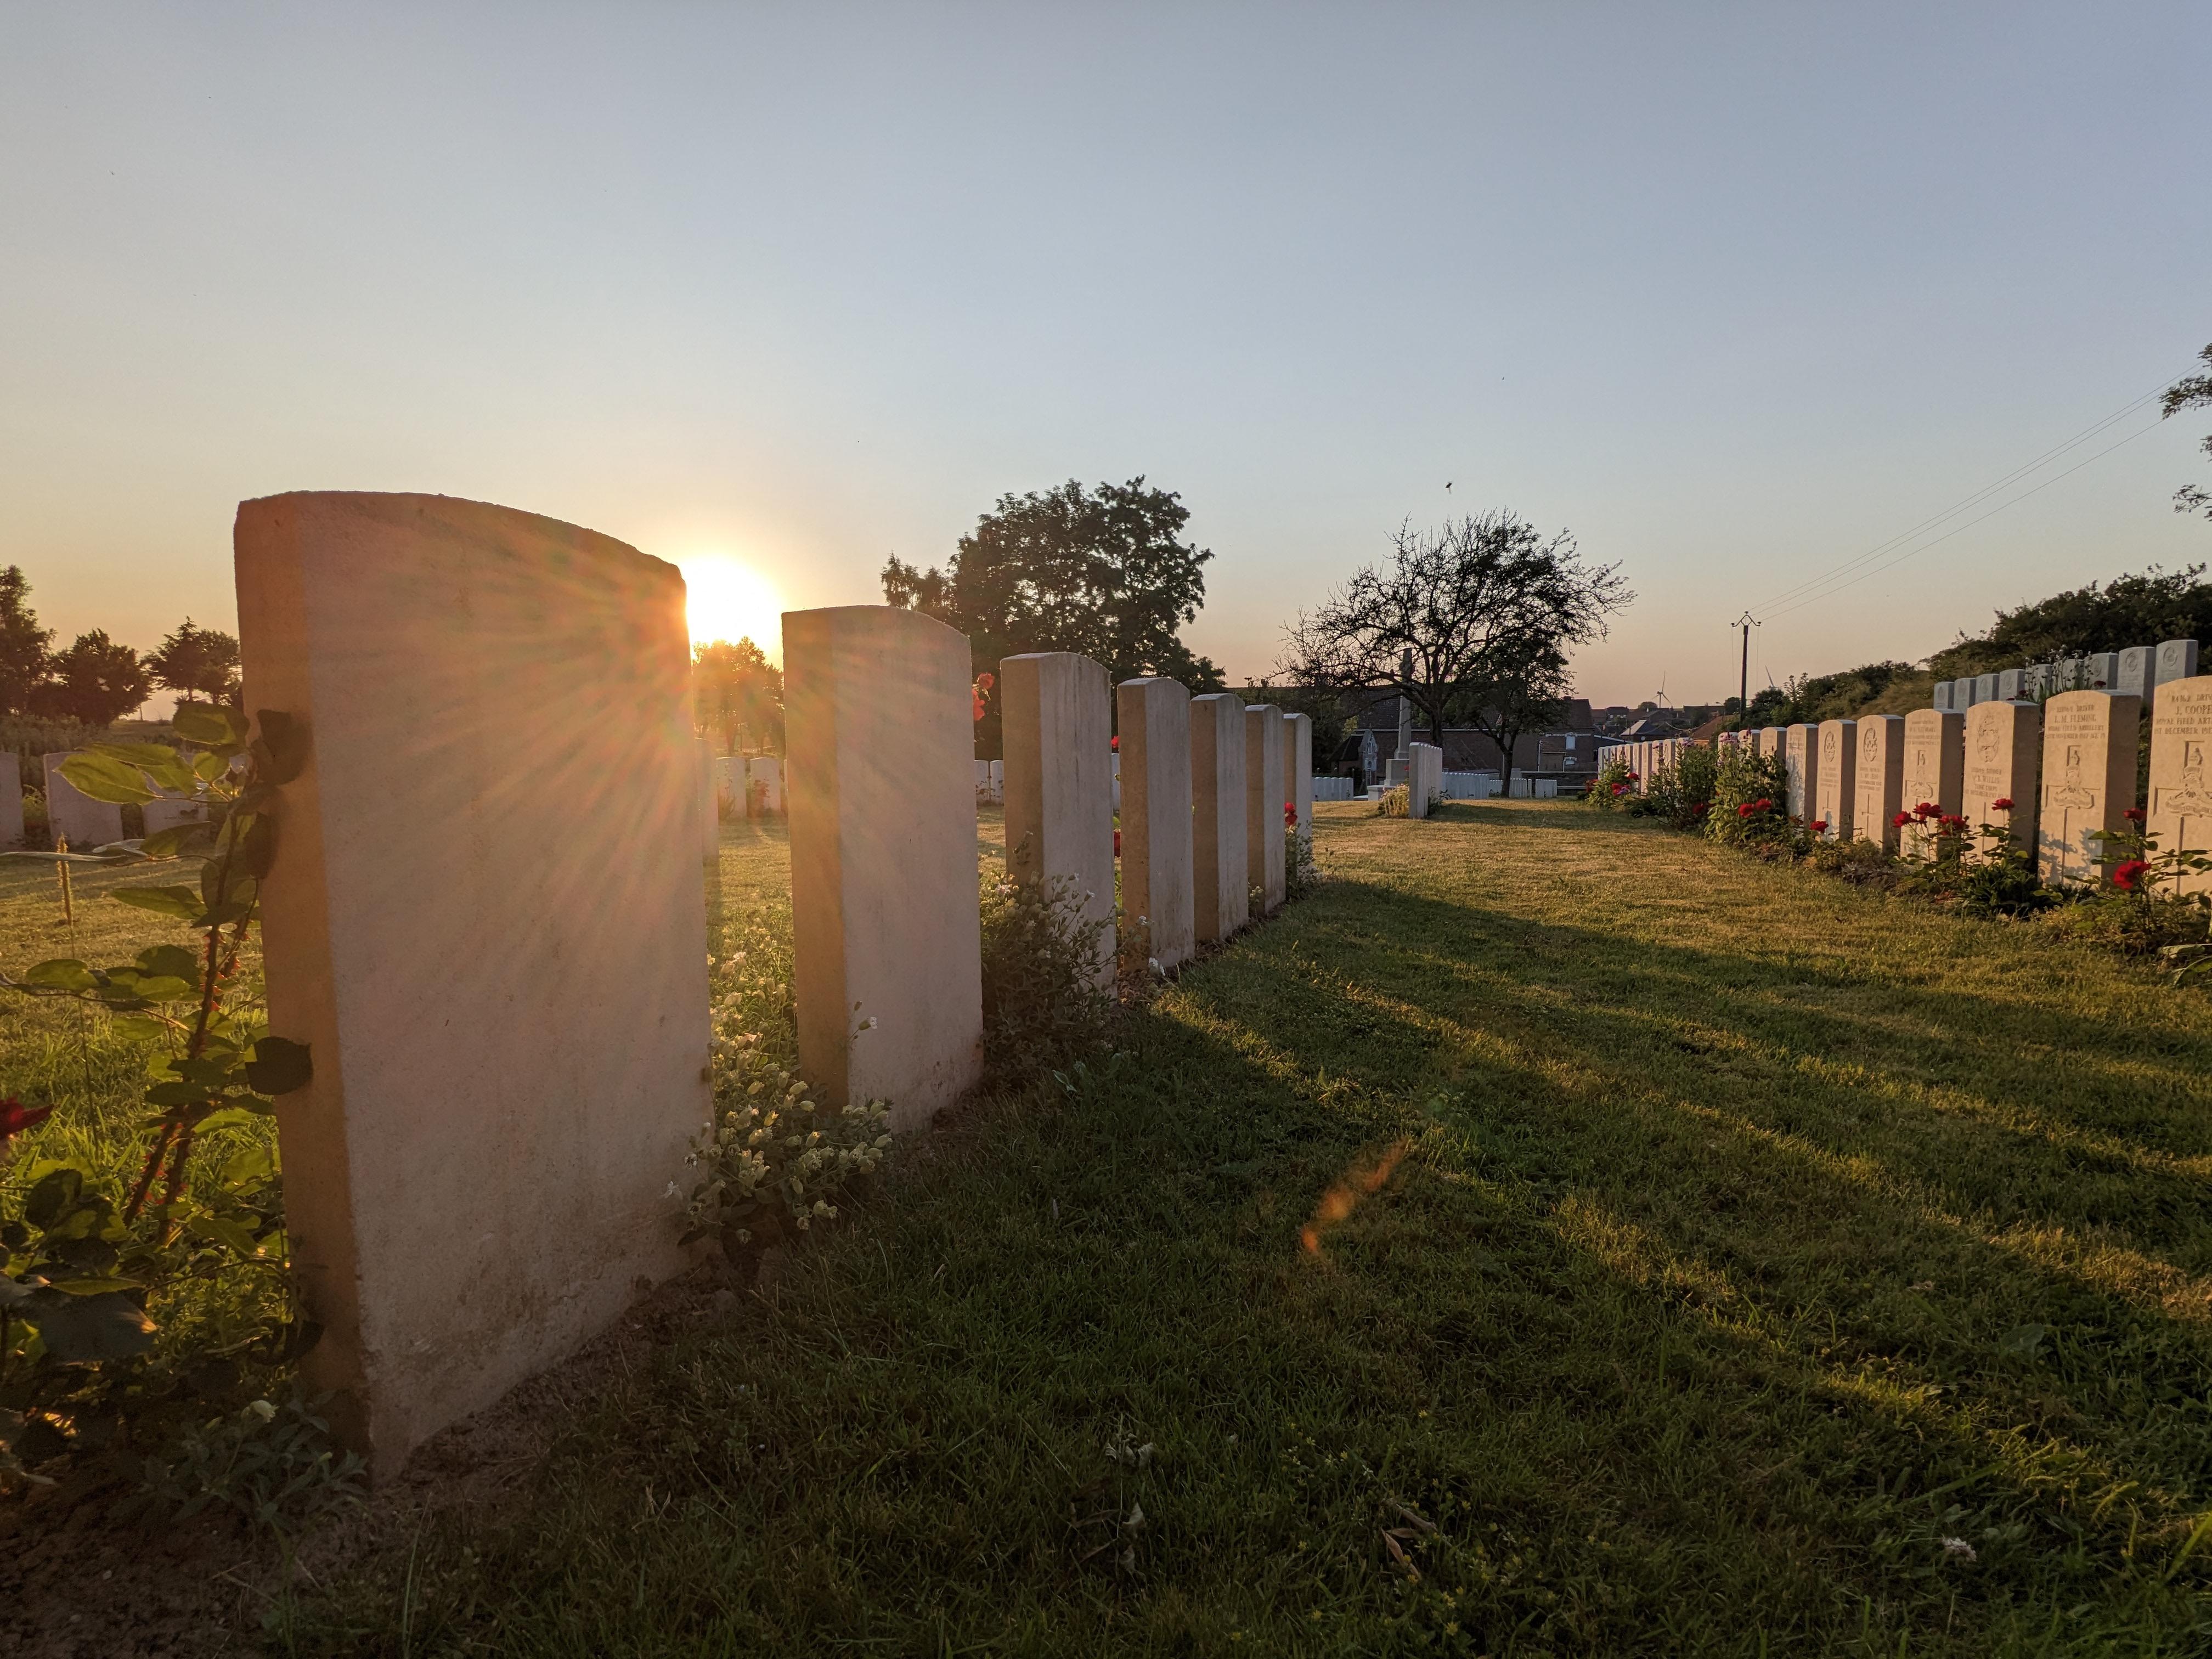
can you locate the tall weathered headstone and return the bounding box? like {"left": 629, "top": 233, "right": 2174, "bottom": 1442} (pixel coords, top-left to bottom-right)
{"left": 698, "top": 737, "right": 720, "bottom": 862}
{"left": 2082, "top": 652, "right": 2119, "bottom": 689}
{"left": 1852, "top": 716, "right": 1905, "bottom": 849}
{"left": 1118, "top": 677, "right": 1195, "bottom": 972}
{"left": 1408, "top": 741, "right": 1443, "bottom": 818}
{"left": 235, "top": 490, "right": 710, "bottom": 1480}
{"left": 1962, "top": 699, "right": 2040, "bottom": 859}
{"left": 2117, "top": 647, "right": 2153, "bottom": 705}
{"left": 2148, "top": 674, "right": 2212, "bottom": 899}
{"left": 1785, "top": 725, "right": 1819, "bottom": 822}
{"left": 1972, "top": 673, "right": 1997, "bottom": 706}
{"left": 1285, "top": 711, "right": 1314, "bottom": 838}
{"left": 43, "top": 754, "right": 125, "bottom": 848}
{"left": 1899, "top": 708, "right": 1964, "bottom": 857}
{"left": 1814, "top": 720, "right": 1856, "bottom": 838}
{"left": 1002, "top": 652, "right": 1115, "bottom": 987}
{"left": 748, "top": 755, "right": 785, "bottom": 813}
{"left": 786, "top": 606, "right": 984, "bottom": 1135}
{"left": 2037, "top": 690, "right": 2140, "bottom": 886}
{"left": 1996, "top": 668, "right": 2023, "bottom": 701}
{"left": 1245, "top": 703, "right": 1287, "bottom": 913}
{"left": 1191, "top": 693, "right": 1250, "bottom": 941}
{"left": 2154, "top": 640, "right": 2202, "bottom": 709}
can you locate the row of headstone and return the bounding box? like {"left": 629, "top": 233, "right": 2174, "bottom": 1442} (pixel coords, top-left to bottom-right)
{"left": 1726, "top": 689, "right": 2211, "bottom": 888}
{"left": 222, "top": 496, "right": 1328, "bottom": 1481}
{"left": 1930, "top": 641, "right": 2199, "bottom": 713}
{"left": 973, "top": 758, "right": 1006, "bottom": 802}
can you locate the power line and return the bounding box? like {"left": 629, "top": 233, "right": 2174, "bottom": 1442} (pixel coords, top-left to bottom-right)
{"left": 1756, "top": 416, "right": 2167, "bottom": 623}
{"left": 1745, "top": 368, "right": 2189, "bottom": 620}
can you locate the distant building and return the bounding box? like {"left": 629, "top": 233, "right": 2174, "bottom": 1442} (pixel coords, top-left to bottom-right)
{"left": 1347, "top": 697, "right": 1599, "bottom": 782}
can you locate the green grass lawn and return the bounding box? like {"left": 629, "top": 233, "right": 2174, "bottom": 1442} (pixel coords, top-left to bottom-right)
{"left": 29, "top": 802, "right": 2212, "bottom": 1654}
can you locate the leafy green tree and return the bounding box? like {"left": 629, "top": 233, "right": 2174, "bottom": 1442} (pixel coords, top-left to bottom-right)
{"left": 147, "top": 619, "right": 241, "bottom": 706}
{"left": 883, "top": 478, "right": 1226, "bottom": 754}
{"left": 29, "top": 630, "right": 150, "bottom": 726}
{"left": 1927, "top": 567, "right": 2212, "bottom": 679}
{"left": 0, "top": 566, "right": 53, "bottom": 716}
{"left": 2164, "top": 341, "right": 2212, "bottom": 522}
{"left": 693, "top": 636, "right": 783, "bottom": 753}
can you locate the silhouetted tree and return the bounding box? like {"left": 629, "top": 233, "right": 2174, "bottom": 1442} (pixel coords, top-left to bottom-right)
{"left": 883, "top": 477, "right": 1226, "bottom": 753}
{"left": 0, "top": 566, "right": 53, "bottom": 716}
{"left": 147, "top": 619, "right": 241, "bottom": 705}
{"left": 30, "top": 631, "right": 149, "bottom": 726}
{"left": 2164, "top": 342, "right": 2212, "bottom": 522}
{"left": 1282, "top": 510, "right": 1629, "bottom": 747}
{"left": 693, "top": 636, "right": 783, "bottom": 753}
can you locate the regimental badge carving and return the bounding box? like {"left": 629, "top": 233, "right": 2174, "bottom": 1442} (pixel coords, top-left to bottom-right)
{"left": 2046, "top": 742, "right": 2095, "bottom": 810}
{"left": 1822, "top": 729, "right": 1837, "bottom": 758}
{"left": 2158, "top": 738, "right": 2212, "bottom": 817}
{"left": 1974, "top": 719, "right": 1999, "bottom": 764}
{"left": 1863, "top": 725, "right": 1878, "bottom": 757}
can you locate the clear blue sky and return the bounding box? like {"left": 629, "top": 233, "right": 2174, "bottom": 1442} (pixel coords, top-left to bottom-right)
{"left": 4, "top": 3, "right": 2207, "bottom": 711}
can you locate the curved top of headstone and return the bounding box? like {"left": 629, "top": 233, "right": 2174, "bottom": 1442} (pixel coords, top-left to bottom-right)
{"left": 237, "top": 491, "right": 671, "bottom": 582}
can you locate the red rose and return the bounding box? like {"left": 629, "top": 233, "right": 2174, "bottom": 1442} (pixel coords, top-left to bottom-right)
{"left": 1810, "top": 820, "right": 1828, "bottom": 833}
{"left": 2123, "top": 807, "right": 2146, "bottom": 822}
{"left": 2113, "top": 857, "right": 2150, "bottom": 891}
{"left": 0, "top": 1097, "right": 53, "bottom": 1144}
{"left": 975, "top": 672, "right": 995, "bottom": 692}
{"left": 1892, "top": 810, "right": 1911, "bottom": 827}
{"left": 1110, "top": 735, "right": 1119, "bottom": 751}
{"left": 1991, "top": 797, "right": 2013, "bottom": 811}
{"left": 1113, "top": 828, "right": 1121, "bottom": 857}
{"left": 1284, "top": 801, "right": 1295, "bottom": 827}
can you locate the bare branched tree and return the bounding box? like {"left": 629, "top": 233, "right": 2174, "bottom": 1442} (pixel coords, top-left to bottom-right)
{"left": 1279, "top": 511, "right": 1630, "bottom": 763}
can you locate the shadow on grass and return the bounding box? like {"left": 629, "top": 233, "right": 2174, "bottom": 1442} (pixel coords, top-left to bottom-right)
{"left": 285, "top": 855, "right": 2212, "bottom": 1656}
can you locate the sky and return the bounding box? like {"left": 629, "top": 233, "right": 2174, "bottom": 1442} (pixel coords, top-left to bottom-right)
{"left": 3, "top": 3, "right": 2208, "bottom": 715}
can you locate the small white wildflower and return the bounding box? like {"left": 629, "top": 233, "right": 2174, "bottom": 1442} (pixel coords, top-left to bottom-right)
{"left": 248, "top": 1399, "right": 277, "bottom": 1421}
{"left": 1148, "top": 957, "right": 1164, "bottom": 978}
{"left": 664, "top": 1181, "right": 681, "bottom": 1199}
{"left": 1941, "top": 1537, "right": 1977, "bottom": 1561}
{"left": 859, "top": 1017, "right": 878, "bottom": 1031}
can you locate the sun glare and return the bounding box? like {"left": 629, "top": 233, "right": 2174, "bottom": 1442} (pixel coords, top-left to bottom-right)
{"left": 680, "top": 556, "right": 785, "bottom": 658}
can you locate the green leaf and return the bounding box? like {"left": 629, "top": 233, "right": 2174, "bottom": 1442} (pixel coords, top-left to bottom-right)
{"left": 56, "top": 752, "right": 158, "bottom": 806}
{"left": 173, "top": 703, "right": 249, "bottom": 748}
{"left": 136, "top": 944, "right": 201, "bottom": 981}
{"left": 246, "top": 1037, "right": 313, "bottom": 1097}
{"left": 140, "top": 822, "right": 215, "bottom": 859}
{"left": 21, "top": 960, "right": 95, "bottom": 993}
{"left": 234, "top": 815, "right": 276, "bottom": 878}
{"left": 1997, "top": 1323, "right": 2049, "bottom": 1361}
{"left": 88, "top": 741, "right": 182, "bottom": 768}
{"left": 112, "top": 885, "right": 203, "bottom": 921}
{"left": 145, "top": 1080, "right": 217, "bottom": 1109}
{"left": 116, "top": 974, "right": 196, "bottom": 1004}
{"left": 192, "top": 1106, "right": 264, "bottom": 1135}
{"left": 183, "top": 1215, "right": 264, "bottom": 1256}
{"left": 109, "top": 1013, "right": 168, "bottom": 1042}
{"left": 216, "top": 1145, "right": 275, "bottom": 1188}
{"left": 25, "top": 1289, "right": 157, "bottom": 1363}
{"left": 24, "top": 1168, "right": 85, "bottom": 1230}
{"left": 252, "top": 710, "right": 310, "bottom": 784}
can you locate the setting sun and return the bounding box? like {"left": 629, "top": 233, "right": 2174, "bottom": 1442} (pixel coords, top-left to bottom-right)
{"left": 678, "top": 555, "right": 785, "bottom": 658}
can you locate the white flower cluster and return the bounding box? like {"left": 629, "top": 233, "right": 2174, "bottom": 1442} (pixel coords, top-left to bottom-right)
{"left": 683, "top": 908, "right": 892, "bottom": 1248}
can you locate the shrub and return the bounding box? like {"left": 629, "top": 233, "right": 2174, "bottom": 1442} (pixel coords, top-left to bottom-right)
{"left": 1706, "top": 746, "right": 1792, "bottom": 849}
{"left": 1645, "top": 744, "right": 1719, "bottom": 831}
{"left": 1284, "top": 824, "right": 1318, "bottom": 901}
{"left": 1377, "top": 785, "right": 1411, "bottom": 818}
{"left": 1587, "top": 757, "right": 1636, "bottom": 809}
{"left": 980, "top": 869, "right": 1114, "bottom": 1087}
{"left": 2040, "top": 893, "right": 2210, "bottom": 957}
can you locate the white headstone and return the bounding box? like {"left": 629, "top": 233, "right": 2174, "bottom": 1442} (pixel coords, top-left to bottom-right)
{"left": 1002, "top": 652, "right": 1115, "bottom": 988}
{"left": 43, "top": 754, "right": 124, "bottom": 848}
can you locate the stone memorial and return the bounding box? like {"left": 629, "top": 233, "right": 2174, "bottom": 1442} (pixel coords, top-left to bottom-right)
{"left": 986, "top": 759, "right": 1004, "bottom": 803}
{"left": 2036, "top": 690, "right": 2140, "bottom": 886}
{"left": 1996, "top": 668, "right": 2023, "bottom": 701}
{"left": 1899, "top": 708, "right": 1964, "bottom": 857}
{"left": 1962, "top": 699, "right": 2040, "bottom": 859}
{"left": 1285, "top": 711, "right": 1314, "bottom": 838}
{"left": 1409, "top": 741, "right": 1444, "bottom": 816}
{"left": 234, "top": 490, "right": 710, "bottom": 1479}
{"left": 2117, "top": 647, "right": 2152, "bottom": 704}
{"left": 2154, "top": 640, "right": 2201, "bottom": 708}
{"left": 748, "top": 755, "right": 785, "bottom": 814}
{"left": 1190, "top": 692, "right": 1250, "bottom": 941}
{"left": 1784, "top": 725, "right": 1819, "bottom": 821}
{"left": 1002, "top": 652, "right": 1116, "bottom": 987}
{"left": 0, "top": 754, "right": 21, "bottom": 848}
{"left": 1244, "top": 703, "right": 1287, "bottom": 912}
{"left": 698, "top": 738, "right": 719, "bottom": 861}
{"left": 2082, "top": 652, "right": 2118, "bottom": 689}
{"left": 142, "top": 794, "right": 206, "bottom": 837}
{"left": 1852, "top": 715, "right": 1905, "bottom": 849}
{"left": 2148, "top": 674, "right": 2212, "bottom": 899}
{"left": 786, "top": 606, "right": 983, "bottom": 1136}
{"left": 1117, "top": 677, "right": 1195, "bottom": 972}
{"left": 1814, "top": 720, "right": 1857, "bottom": 839}
{"left": 1972, "top": 673, "right": 1997, "bottom": 706}
{"left": 43, "top": 753, "right": 125, "bottom": 848}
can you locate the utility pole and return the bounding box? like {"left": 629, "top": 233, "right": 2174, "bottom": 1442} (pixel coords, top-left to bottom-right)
{"left": 1734, "top": 612, "right": 1758, "bottom": 727}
